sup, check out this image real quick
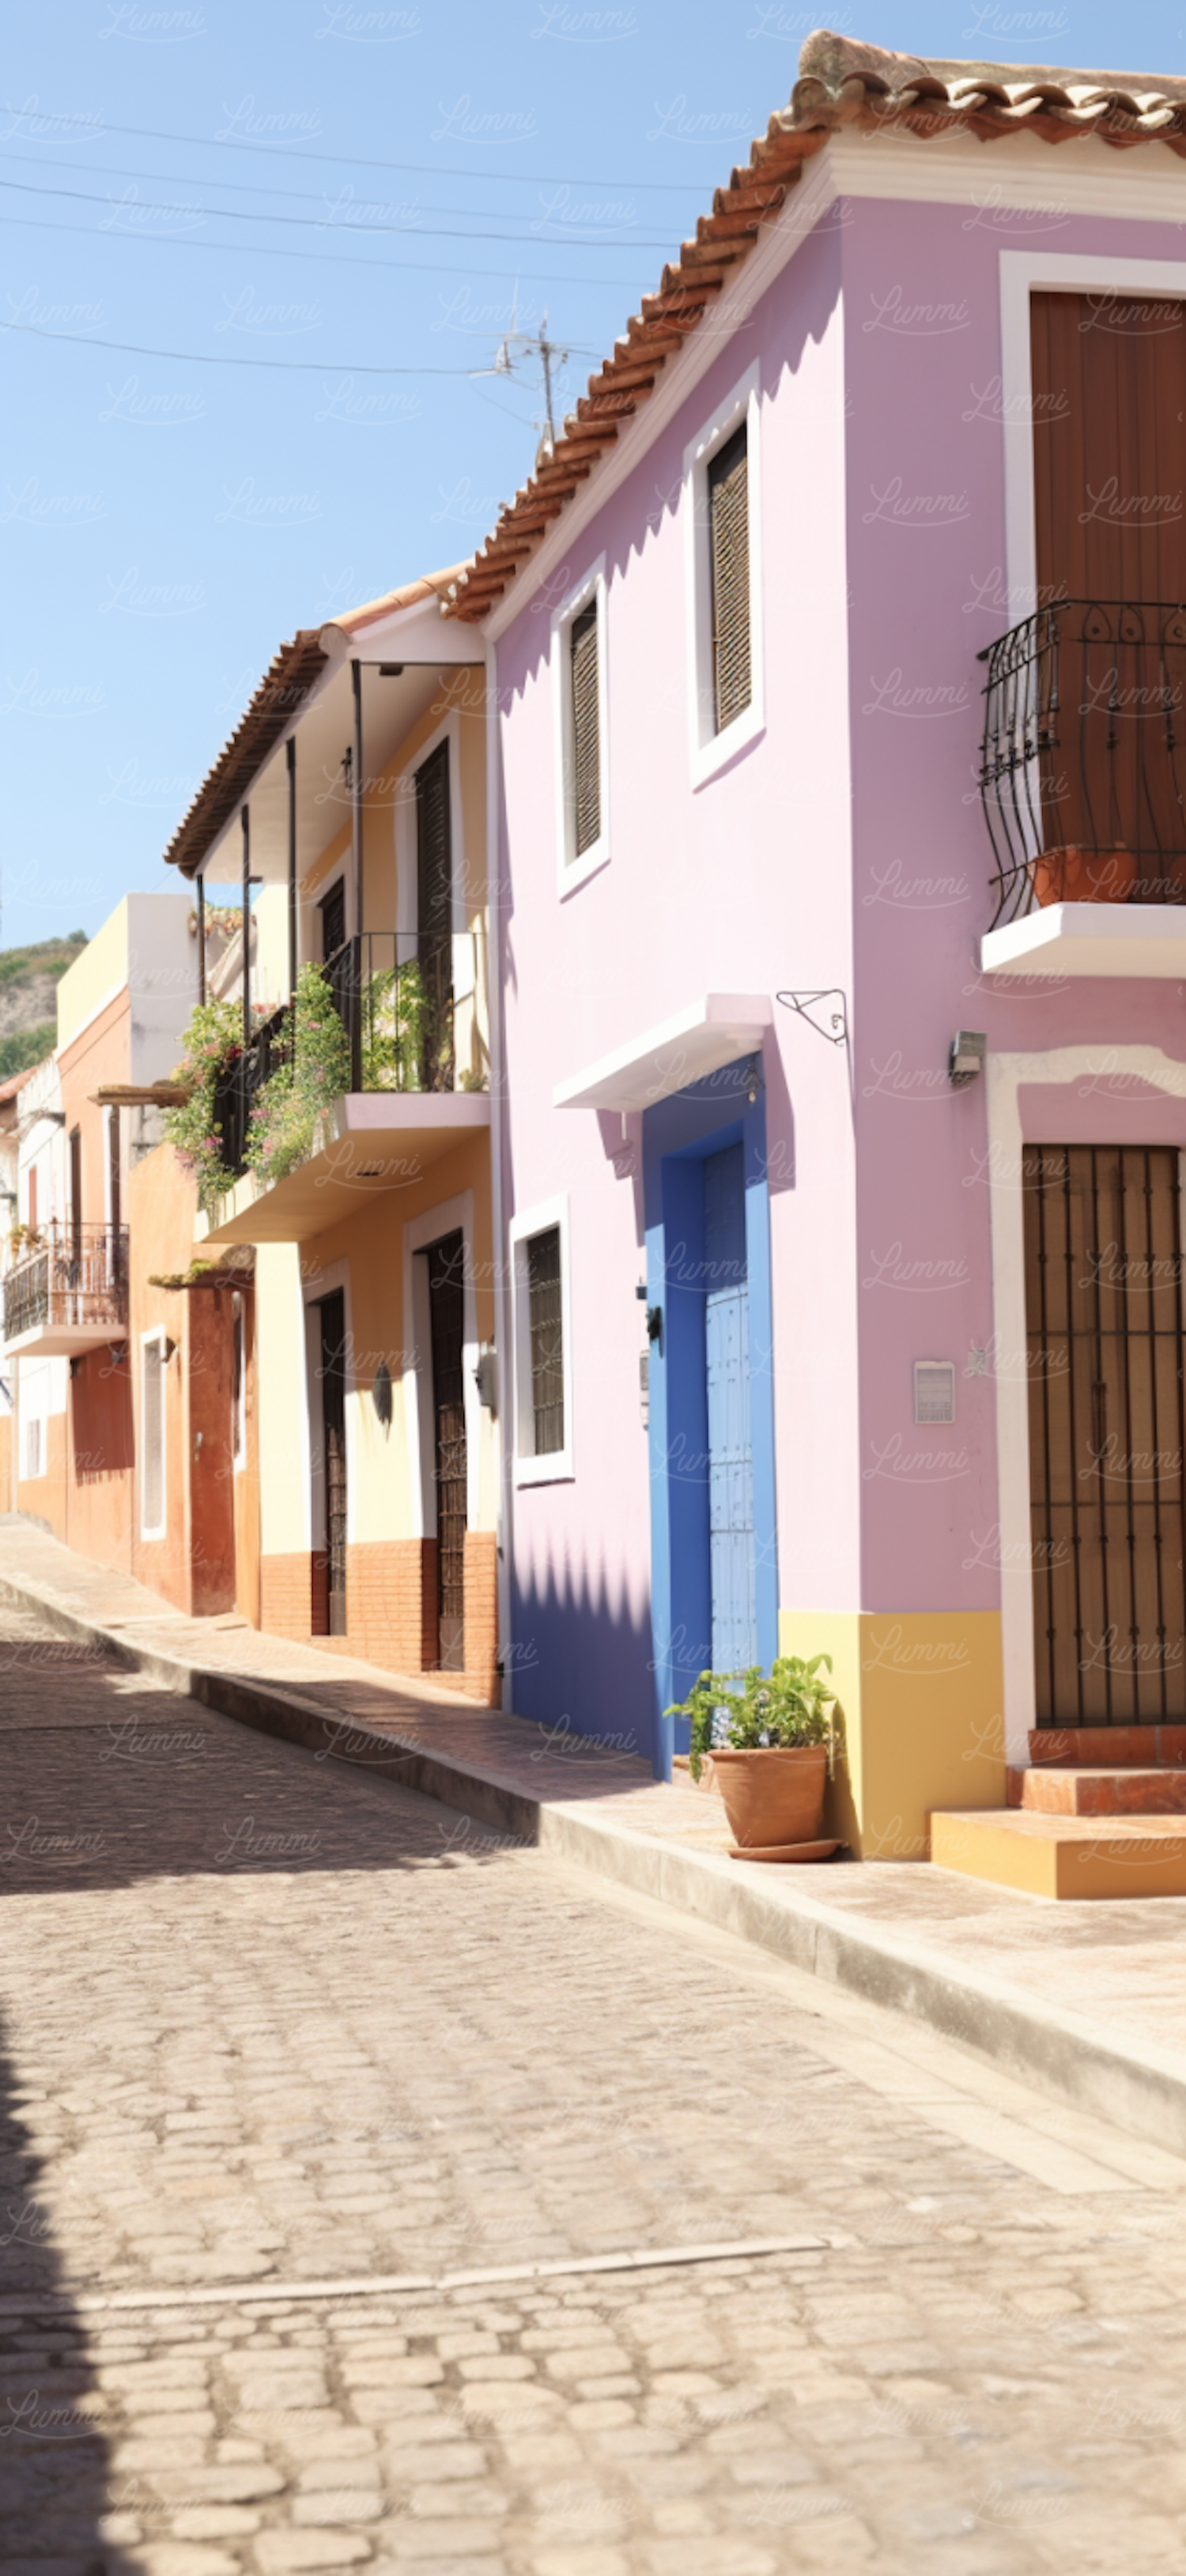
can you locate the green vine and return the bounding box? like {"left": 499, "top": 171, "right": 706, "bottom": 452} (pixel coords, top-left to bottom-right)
{"left": 361, "top": 959, "right": 431, "bottom": 1092}
{"left": 244, "top": 962, "right": 351, "bottom": 1188}
{"left": 164, "top": 995, "right": 256, "bottom": 1216}
{"left": 668, "top": 1654, "right": 845, "bottom": 1785}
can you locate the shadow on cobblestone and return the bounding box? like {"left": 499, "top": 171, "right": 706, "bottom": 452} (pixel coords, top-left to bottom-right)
{"left": 0, "top": 1639, "right": 532, "bottom": 1899}
{"left": 0, "top": 2024, "right": 120, "bottom": 2576}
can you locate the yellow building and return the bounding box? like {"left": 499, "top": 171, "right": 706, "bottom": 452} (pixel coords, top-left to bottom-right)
{"left": 163, "top": 571, "right": 501, "bottom": 1699}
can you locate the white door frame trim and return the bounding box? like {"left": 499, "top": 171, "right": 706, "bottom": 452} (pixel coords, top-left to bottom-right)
{"left": 402, "top": 1189, "right": 479, "bottom": 1540}
{"left": 988, "top": 1044, "right": 1186, "bottom": 1759}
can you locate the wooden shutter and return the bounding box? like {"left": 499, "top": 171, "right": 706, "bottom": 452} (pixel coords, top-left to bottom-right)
{"left": 527, "top": 1227, "right": 564, "bottom": 1456}
{"left": 1030, "top": 294, "right": 1186, "bottom": 875}
{"left": 1031, "top": 292, "right": 1186, "bottom": 607}
{"left": 569, "top": 600, "right": 601, "bottom": 857}
{"left": 708, "top": 424, "right": 751, "bottom": 734}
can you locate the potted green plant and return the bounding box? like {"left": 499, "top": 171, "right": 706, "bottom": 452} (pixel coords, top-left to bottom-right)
{"left": 667, "top": 1654, "right": 845, "bottom": 1858}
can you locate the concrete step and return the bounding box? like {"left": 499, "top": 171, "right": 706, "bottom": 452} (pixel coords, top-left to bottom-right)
{"left": 930, "top": 1808, "right": 1186, "bottom": 1900}
{"left": 1008, "top": 1765, "right": 1186, "bottom": 1817}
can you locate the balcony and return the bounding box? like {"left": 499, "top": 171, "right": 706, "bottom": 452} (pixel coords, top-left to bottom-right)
{"left": 978, "top": 601, "right": 1186, "bottom": 978}
{"left": 201, "top": 930, "right": 490, "bottom": 1248}
{"left": 3, "top": 1221, "right": 129, "bottom": 1356}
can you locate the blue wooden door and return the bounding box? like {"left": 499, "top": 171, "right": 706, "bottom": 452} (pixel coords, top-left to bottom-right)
{"left": 704, "top": 1143, "right": 756, "bottom": 1675}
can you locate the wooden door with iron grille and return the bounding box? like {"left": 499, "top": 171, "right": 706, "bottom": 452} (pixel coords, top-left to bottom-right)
{"left": 1023, "top": 1145, "right": 1186, "bottom": 1723}
{"left": 1030, "top": 292, "right": 1186, "bottom": 884}
{"left": 319, "top": 1288, "right": 348, "bottom": 1637}
{"left": 426, "top": 1231, "right": 466, "bottom": 1671}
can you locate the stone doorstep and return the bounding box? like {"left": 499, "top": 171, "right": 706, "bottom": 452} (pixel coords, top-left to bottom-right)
{"left": 5, "top": 1548, "right": 1186, "bottom": 2161}
{"left": 1007, "top": 1764, "right": 1186, "bottom": 1816}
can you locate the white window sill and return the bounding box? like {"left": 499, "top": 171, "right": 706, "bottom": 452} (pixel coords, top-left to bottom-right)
{"left": 558, "top": 836, "right": 610, "bottom": 900}
{"left": 515, "top": 1450, "right": 575, "bottom": 1488}
{"left": 690, "top": 700, "right": 765, "bottom": 792}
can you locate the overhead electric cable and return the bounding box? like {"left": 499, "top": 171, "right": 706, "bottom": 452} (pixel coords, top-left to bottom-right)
{"left": 0, "top": 103, "right": 711, "bottom": 190}
{"left": 0, "top": 174, "right": 679, "bottom": 250}
{"left": 0, "top": 208, "right": 646, "bottom": 296}
{"left": 1, "top": 319, "right": 492, "bottom": 372}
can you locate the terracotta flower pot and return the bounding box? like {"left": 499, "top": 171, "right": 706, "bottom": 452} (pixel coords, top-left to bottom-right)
{"left": 1029, "top": 845, "right": 1135, "bottom": 907}
{"left": 709, "top": 1745, "right": 829, "bottom": 1850}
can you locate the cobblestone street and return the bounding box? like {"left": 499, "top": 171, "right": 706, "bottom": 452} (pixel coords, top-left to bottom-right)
{"left": 3, "top": 1599, "right": 1186, "bottom": 2576}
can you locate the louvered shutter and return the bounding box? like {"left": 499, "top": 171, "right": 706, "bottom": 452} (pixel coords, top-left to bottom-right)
{"left": 708, "top": 424, "right": 751, "bottom": 734}
{"left": 527, "top": 1226, "right": 564, "bottom": 1455}
{"left": 569, "top": 600, "right": 601, "bottom": 857}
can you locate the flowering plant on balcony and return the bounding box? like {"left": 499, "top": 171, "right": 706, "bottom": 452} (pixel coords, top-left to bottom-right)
{"left": 245, "top": 963, "right": 350, "bottom": 1188}
{"left": 164, "top": 994, "right": 263, "bottom": 1214}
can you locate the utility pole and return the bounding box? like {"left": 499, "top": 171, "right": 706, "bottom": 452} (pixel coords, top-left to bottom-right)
{"left": 482, "top": 302, "right": 571, "bottom": 460}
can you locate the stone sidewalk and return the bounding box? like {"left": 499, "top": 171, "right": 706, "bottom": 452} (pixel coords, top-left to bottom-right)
{"left": 2, "top": 1519, "right": 1186, "bottom": 2160}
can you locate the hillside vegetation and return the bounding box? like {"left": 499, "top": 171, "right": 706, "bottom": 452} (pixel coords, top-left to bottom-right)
{"left": 0, "top": 933, "right": 88, "bottom": 1077}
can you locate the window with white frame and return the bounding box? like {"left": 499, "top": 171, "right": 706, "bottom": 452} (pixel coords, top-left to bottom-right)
{"left": 551, "top": 560, "right": 609, "bottom": 891}
{"left": 510, "top": 1197, "right": 573, "bottom": 1483}
{"left": 141, "top": 1330, "right": 166, "bottom": 1539}
{"left": 683, "top": 363, "right": 765, "bottom": 786}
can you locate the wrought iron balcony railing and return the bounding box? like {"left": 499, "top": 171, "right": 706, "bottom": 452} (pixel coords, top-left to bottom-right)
{"left": 2, "top": 1221, "right": 129, "bottom": 1345}
{"left": 979, "top": 600, "right": 1186, "bottom": 927}
{"left": 214, "top": 929, "right": 489, "bottom": 1185}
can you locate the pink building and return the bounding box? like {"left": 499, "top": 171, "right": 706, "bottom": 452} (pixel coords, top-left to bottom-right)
{"left": 448, "top": 33, "right": 1186, "bottom": 1882}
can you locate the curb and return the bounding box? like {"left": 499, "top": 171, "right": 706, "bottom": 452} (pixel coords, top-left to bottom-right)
{"left": 5, "top": 1561, "right": 1186, "bottom": 2160}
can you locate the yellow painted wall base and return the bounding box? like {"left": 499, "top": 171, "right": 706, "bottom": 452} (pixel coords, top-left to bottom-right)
{"left": 931, "top": 1808, "right": 1186, "bottom": 1899}
{"left": 778, "top": 1608, "right": 1006, "bottom": 1861}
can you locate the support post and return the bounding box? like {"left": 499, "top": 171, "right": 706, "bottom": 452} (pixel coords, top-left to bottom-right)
{"left": 196, "top": 869, "right": 206, "bottom": 1006}
{"left": 240, "top": 805, "right": 251, "bottom": 1047}
{"left": 350, "top": 658, "right": 363, "bottom": 940}
{"left": 286, "top": 734, "right": 297, "bottom": 1003}
{"left": 350, "top": 659, "right": 364, "bottom": 1093}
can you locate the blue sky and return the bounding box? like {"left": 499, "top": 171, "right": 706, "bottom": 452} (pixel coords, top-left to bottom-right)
{"left": 2, "top": 0, "right": 1181, "bottom": 947}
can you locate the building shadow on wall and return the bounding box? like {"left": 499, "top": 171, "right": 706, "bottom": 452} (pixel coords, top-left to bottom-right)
{"left": 508, "top": 1558, "right": 656, "bottom": 1763}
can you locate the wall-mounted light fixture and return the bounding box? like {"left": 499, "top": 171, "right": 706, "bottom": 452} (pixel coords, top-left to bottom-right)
{"left": 372, "top": 1360, "right": 393, "bottom": 1429}
{"left": 949, "top": 1030, "right": 987, "bottom": 1089}
{"left": 474, "top": 1345, "right": 497, "bottom": 1415}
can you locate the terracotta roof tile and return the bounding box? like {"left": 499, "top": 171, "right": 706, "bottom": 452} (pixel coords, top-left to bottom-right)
{"left": 444, "top": 28, "right": 1186, "bottom": 624}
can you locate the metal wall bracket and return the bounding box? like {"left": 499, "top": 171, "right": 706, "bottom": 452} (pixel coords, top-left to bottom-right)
{"left": 776, "top": 989, "right": 849, "bottom": 1046}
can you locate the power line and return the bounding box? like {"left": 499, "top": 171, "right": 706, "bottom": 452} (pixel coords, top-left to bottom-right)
{"left": 0, "top": 209, "right": 645, "bottom": 300}
{"left": 0, "top": 173, "right": 679, "bottom": 251}
{"left": 0, "top": 102, "right": 712, "bottom": 192}
{"left": 0, "top": 319, "right": 492, "bottom": 372}
{"left": 2, "top": 143, "right": 673, "bottom": 238}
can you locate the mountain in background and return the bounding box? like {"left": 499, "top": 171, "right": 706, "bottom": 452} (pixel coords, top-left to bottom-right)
{"left": 0, "top": 934, "right": 88, "bottom": 1081}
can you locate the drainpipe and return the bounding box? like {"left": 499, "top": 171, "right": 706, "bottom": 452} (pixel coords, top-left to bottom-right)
{"left": 196, "top": 869, "right": 206, "bottom": 1006}
{"left": 286, "top": 734, "right": 297, "bottom": 1003}
{"left": 240, "top": 805, "right": 251, "bottom": 1047}
{"left": 484, "top": 628, "right": 512, "bottom": 1714}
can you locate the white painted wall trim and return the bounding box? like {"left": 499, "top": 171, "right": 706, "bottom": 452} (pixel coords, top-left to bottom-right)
{"left": 682, "top": 360, "right": 765, "bottom": 788}
{"left": 391, "top": 704, "right": 471, "bottom": 994}
{"left": 402, "top": 1190, "right": 479, "bottom": 1540}
{"left": 550, "top": 554, "right": 610, "bottom": 896}
{"left": 999, "top": 249, "right": 1186, "bottom": 620}
{"left": 988, "top": 1044, "right": 1186, "bottom": 1760}
{"left": 300, "top": 1252, "right": 353, "bottom": 1548}
{"left": 508, "top": 1192, "right": 574, "bottom": 1488}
